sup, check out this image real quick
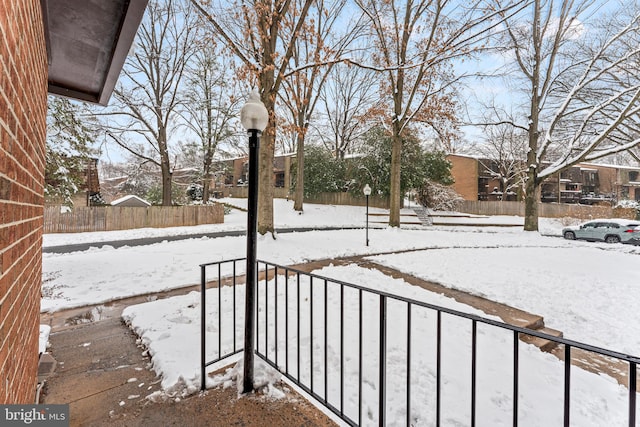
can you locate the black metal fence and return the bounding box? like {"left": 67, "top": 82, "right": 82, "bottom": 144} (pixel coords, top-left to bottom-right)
{"left": 200, "top": 258, "right": 245, "bottom": 384}
{"left": 200, "top": 258, "right": 639, "bottom": 426}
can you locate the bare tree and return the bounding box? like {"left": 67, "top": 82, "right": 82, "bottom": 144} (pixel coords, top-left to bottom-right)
{"left": 103, "top": 0, "right": 195, "bottom": 205}
{"left": 477, "top": 124, "right": 528, "bottom": 200}
{"left": 275, "top": 125, "right": 298, "bottom": 155}
{"left": 190, "top": 0, "right": 315, "bottom": 235}
{"left": 316, "top": 61, "right": 381, "bottom": 159}
{"left": 279, "top": 0, "right": 364, "bottom": 212}
{"left": 354, "top": 0, "right": 523, "bottom": 227}
{"left": 182, "top": 50, "right": 244, "bottom": 202}
{"left": 491, "top": 0, "right": 640, "bottom": 230}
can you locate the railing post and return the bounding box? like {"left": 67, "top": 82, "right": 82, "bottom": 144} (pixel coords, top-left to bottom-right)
{"left": 379, "top": 295, "right": 387, "bottom": 426}
{"left": 630, "top": 361, "right": 636, "bottom": 427}
{"left": 564, "top": 345, "right": 571, "bottom": 427}
{"left": 274, "top": 267, "right": 279, "bottom": 368}
{"left": 436, "top": 311, "right": 442, "bottom": 427}
{"left": 513, "top": 331, "right": 519, "bottom": 427}
{"left": 471, "top": 320, "right": 477, "bottom": 427}
{"left": 340, "top": 283, "right": 344, "bottom": 413}
{"left": 358, "top": 289, "right": 363, "bottom": 426}
{"left": 310, "top": 277, "right": 314, "bottom": 393}
{"left": 218, "top": 264, "right": 222, "bottom": 360}
{"left": 406, "top": 303, "right": 412, "bottom": 427}
{"left": 200, "top": 264, "right": 206, "bottom": 391}
{"left": 233, "top": 261, "right": 237, "bottom": 353}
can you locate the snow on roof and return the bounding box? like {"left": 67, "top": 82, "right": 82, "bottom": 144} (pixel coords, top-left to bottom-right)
{"left": 446, "top": 152, "right": 481, "bottom": 160}
{"left": 580, "top": 161, "right": 640, "bottom": 171}
{"left": 110, "top": 195, "right": 151, "bottom": 206}
{"left": 584, "top": 218, "right": 640, "bottom": 225}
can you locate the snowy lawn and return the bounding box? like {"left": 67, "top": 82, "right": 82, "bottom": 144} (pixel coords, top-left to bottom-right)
{"left": 41, "top": 199, "right": 565, "bottom": 312}
{"left": 371, "top": 245, "right": 640, "bottom": 355}
{"left": 41, "top": 202, "right": 640, "bottom": 426}
{"left": 42, "top": 198, "right": 397, "bottom": 248}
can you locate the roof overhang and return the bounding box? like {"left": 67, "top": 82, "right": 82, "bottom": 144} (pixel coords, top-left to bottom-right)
{"left": 42, "top": 0, "right": 147, "bottom": 106}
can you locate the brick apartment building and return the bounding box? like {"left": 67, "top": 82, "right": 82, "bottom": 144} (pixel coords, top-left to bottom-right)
{"left": 448, "top": 153, "right": 640, "bottom": 204}
{"left": 210, "top": 153, "right": 295, "bottom": 197}
{"left": 0, "top": 0, "right": 145, "bottom": 403}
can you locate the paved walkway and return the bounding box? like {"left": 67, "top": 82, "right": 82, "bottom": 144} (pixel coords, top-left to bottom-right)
{"left": 41, "top": 317, "right": 336, "bottom": 427}
{"left": 39, "top": 251, "right": 628, "bottom": 426}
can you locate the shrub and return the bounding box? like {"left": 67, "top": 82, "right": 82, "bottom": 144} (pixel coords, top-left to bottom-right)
{"left": 187, "top": 183, "right": 204, "bottom": 201}
{"left": 415, "top": 181, "right": 464, "bottom": 211}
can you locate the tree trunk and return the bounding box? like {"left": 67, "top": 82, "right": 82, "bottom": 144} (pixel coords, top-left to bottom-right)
{"left": 258, "top": 130, "right": 275, "bottom": 234}
{"left": 389, "top": 131, "right": 402, "bottom": 227}
{"left": 524, "top": 167, "right": 539, "bottom": 231}
{"left": 293, "top": 133, "right": 304, "bottom": 212}
{"left": 159, "top": 125, "right": 172, "bottom": 206}
{"left": 202, "top": 179, "right": 210, "bottom": 203}
{"left": 202, "top": 153, "right": 212, "bottom": 202}
{"left": 257, "top": 85, "right": 275, "bottom": 236}
{"left": 162, "top": 168, "right": 172, "bottom": 206}
{"left": 524, "top": 0, "right": 542, "bottom": 231}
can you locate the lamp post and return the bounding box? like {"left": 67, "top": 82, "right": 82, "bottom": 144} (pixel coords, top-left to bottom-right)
{"left": 240, "top": 90, "right": 269, "bottom": 394}
{"left": 363, "top": 184, "right": 371, "bottom": 246}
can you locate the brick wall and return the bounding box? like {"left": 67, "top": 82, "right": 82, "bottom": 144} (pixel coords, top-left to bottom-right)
{"left": 0, "top": 0, "right": 47, "bottom": 403}
{"left": 448, "top": 154, "right": 479, "bottom": 201}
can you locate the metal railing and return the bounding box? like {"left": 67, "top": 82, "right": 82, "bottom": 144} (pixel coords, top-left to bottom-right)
{"left": 200, "top": 258, "right": 245, "bottom": 384}
{"left": 200, "top": 258, "right": 639, "bottom": 426}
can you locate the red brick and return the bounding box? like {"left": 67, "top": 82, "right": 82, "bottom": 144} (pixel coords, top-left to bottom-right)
{"left": 0, "top": 0, "right": 46, "bottom": 404}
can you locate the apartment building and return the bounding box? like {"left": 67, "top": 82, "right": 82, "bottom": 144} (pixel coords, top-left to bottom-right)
{"left": 448, "top": 153, "right": 640, "bottom": 204}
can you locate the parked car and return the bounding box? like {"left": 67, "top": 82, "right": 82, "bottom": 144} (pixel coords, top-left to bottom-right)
{"left": 562, "top": 219, "right": 640, "bottom": 244}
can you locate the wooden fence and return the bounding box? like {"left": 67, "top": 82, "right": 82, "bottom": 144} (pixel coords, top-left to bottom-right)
{"left": 44, "top": 204, "right": 225, "bottom": 233}
{"left": 305, "top": 192, "right": 391, "bottom": 209}
{"left": 459, "top": 200, "right": 636, "bottom": 220}
{"left": 224, "top": 187, "right": 289, "bottom": 199}
{"left": 227, "top": 187, "right": 391, "bottom": 209}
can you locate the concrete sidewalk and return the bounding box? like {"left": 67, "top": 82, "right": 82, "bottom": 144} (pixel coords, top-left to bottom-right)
{"left": 40, "top": 317, "right": 336, "bottom": 427}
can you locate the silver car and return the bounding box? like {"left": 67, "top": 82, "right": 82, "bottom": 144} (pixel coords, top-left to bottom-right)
{"left": 562, "top": 219, "right": 640, "bottom": 244}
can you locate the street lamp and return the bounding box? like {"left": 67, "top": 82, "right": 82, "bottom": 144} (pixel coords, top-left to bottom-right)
{"left": 363, "top": 184, "right": 371, "bottom": 246}
{"left": 240, "top": 90, "right": 268, "bottom": 394}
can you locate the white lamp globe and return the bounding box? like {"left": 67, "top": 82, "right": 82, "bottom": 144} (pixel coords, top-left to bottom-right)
{"left": 363, "top": 184, "right": 372, "bottom": 196}
{"left": 240, "top": 90, "right": 269, "bottom": 131}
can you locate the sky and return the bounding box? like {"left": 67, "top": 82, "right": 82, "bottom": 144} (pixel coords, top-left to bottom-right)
{"left": 41, "top": 199, "right": 640, "bottom": 426}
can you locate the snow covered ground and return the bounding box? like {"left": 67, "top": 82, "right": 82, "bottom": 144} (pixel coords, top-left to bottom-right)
{"left": 42, "top": 198, "right": 400, "bottom": 247}
{"left": 41, "top": 200, "right": 640, "bottom": 426}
